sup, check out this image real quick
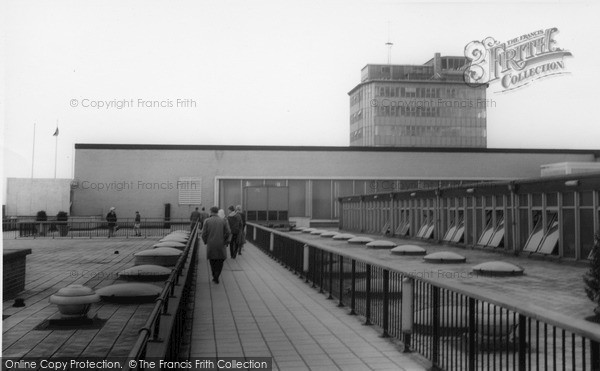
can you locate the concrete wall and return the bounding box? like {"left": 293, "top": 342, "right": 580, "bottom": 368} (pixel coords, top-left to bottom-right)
{"left": 6, "top": 178, "right": 71, "bottom": 216}
{"left": 72, "top": 145, "right": 599, "bottom": 219}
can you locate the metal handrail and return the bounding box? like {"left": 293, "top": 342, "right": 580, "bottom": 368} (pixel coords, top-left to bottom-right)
{"left": 123, "top": 223, "right": 199, "bottom": 369}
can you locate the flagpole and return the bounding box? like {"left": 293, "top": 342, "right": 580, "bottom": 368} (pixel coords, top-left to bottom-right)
{"left": 54, "top": 120, "right": 58, "bottom": 179}
{"left": 31, "top": 123, "right": 36, "bottom": 178}
{"left": 71, "top": 145, "right": 75, "bottom": 179}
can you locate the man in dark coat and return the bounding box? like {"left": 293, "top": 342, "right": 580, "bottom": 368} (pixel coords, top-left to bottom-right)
{"left": 190, "top": 207, "right": 201, "bottom": 231}
{"left": 235, "top": 205, "right": 246, "bottom": 255}
{"left": 226, "top": 205, "right": 243, "bottom": 259}
{"left": 199, "top": 207, "right": 209, "bottom": 229}
{"left": 106, "top": 207, "right": 117, "bottom": 238}
{"left": 202, "top": 207, "right": 231, "bottom": 284}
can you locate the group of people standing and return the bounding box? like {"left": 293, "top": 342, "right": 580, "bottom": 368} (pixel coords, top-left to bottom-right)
{"left": 199, "top": 205, "right": 247, "bottom": 284}
{"left": 105, "top": 208, "right": 142, "bottom": 237}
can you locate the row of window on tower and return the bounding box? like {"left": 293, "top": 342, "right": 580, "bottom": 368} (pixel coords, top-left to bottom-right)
{"left": 351, "top": 86, "right": 462, "bottom": 106}
{"left": 376, "top": 105, "right": 441, "bottom": 118}
{"left": 376, "top": 86, "right": 458, "bottom": 99}
{"left": 379, "top": 125, "right": 475, "bottom": 137}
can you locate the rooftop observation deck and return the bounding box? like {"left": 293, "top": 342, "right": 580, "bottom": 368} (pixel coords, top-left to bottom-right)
{"left": 1, "top": 236, "right": 427, "bottom": 370}
{"left": 3, "top": 219, "right": 600, "bottom": 369}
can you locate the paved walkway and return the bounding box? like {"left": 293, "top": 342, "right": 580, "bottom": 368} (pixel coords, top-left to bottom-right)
{"left": 190, "top": 242, "right": 428, "bottom": 371}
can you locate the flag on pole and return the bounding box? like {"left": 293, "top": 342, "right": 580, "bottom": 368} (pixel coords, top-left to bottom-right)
{"left": 53, "top": 127, "right": 59, "bottom": 136}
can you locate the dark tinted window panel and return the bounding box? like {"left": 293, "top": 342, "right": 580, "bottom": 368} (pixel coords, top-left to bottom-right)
{"left": 562, "top": 192, "right": 575, "bottom": 206}
{"left": 221, "top": 180, "right": 241, "bottom": 209}
{"left": 563, "top": 209, "right": 576, "bottom": 258}
{"left": 546, "top": 193, "right": 557, "bottom": 207}
{"left": 581, "top": 209, "right": 594, "bottom": 259}
{"left": 580, "top": 191, "right": 594, "bottom": 206}
{"left": 532, "top": 193, "right": 542, "bottom": 207}
{"left": 268, "top": 187, "right": 288, "bottom": 211}
{"left": 288, "top": 180, "right": 306, "bottom": 217}
{"left": 312, "top": 180, "right": 332, "bottom": 219}
{"left": 246, "top": 187, "right": 268, "bottom": 211}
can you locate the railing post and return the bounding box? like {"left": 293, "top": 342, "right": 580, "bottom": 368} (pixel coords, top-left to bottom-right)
{"left": 269, "top": 232, "right": 274, "bottom": 254}
{"left": 349, "top": 259, "right": 356, "bottom": 315}
{"left": 360, "top": 196, "right": 365, "bottom": 233}
{"left": 286, "top": 239, "right": 292, "bottom": 270}
{"left": 338, "top": 257, "right": 344, "bottom": 307}
{"left": 327, "top": 252, "right": 334, "bottom": 299}
{"left": 364, "top": 264, "right": 372, "bottom": 326}
{"left": 382, "top": 269, "right": 390, "bottom": 338}
{"left": 431, "top": 286, "right": 440, "bottom": 370}
{"left": 319, "top": 249, "right": 324, "bottom": 294}
{"left": 253, "top": 225, "right": 257, "bottom": 241}
{"left": 296, "top": 243, "right": 302, "bottom": 278}
{"left": 518, "top": 314, "right": 527, "bottom": 371}
{"left": 468, "top": 297, "right": 476, "bottom": 371}
{"left": 311, "top": 247, "right": 317, "bottom": 288}
{"left": 401, "top": 277, "right": 413, "bottom": 352}
{"left": 303, "top": 244, "right": 309, "bottom": 283}
{"left": 591, "top": 340, "right": 600, "bottom": 371}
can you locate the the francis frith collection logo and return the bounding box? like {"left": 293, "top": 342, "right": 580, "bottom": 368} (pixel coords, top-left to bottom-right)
{"left": 463, "top": 27, "right": 572, "bottom": 92}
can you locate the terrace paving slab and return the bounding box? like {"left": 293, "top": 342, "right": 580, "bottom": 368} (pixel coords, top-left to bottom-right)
{"left": 190, "top": 241, "right": 428, "bottom": 371}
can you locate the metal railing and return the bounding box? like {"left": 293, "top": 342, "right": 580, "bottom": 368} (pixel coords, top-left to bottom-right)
{"left": 247, "top": 222, "right": 600, "bottom": 370}
{"left": 2, "top": 218, "right": 193, "bottom": 239}
{"left": 123, "top": 223, "right": 199, "bottom": 369}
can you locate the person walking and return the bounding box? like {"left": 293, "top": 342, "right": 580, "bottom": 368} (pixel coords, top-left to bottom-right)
{"left": 190, "top": 207, "right": 201, "bottom": 231}
{"left": 133, "top": 211, "right": 142, "bottom": 236}
{"left": 226, "top": 205, "right": 243, "bottom": 259}
{"left": 202, "top": 207, "right": 231, "bottom": 284}
{"left": 235, "top": 205, "right": 247, "bottom": 255}
{"left": 199, "top": 207, "right": 209, "bottom": 229}
{"left": 106, "top": 207, "right": 118, "bottom": 238}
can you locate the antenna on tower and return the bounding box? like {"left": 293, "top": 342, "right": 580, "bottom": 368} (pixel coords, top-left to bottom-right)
{"left": 385, "top": 21, "right": 393, "bottom": 65}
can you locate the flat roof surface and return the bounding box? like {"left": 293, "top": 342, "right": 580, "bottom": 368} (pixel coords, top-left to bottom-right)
{"left": 2, "top": 238, "right": 160, "bottom": 358}
{"left": 281, "top": 229, "right": 598, "bottom": 321}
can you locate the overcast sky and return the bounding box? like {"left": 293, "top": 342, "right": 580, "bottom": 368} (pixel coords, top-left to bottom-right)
{"left": 2, "top": 0, "right": 600, "bottom": 189}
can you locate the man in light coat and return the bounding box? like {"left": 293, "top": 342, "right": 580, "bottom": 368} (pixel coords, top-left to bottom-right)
{"left": 202, "top": 206, "right": 231, "bottom": 284}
